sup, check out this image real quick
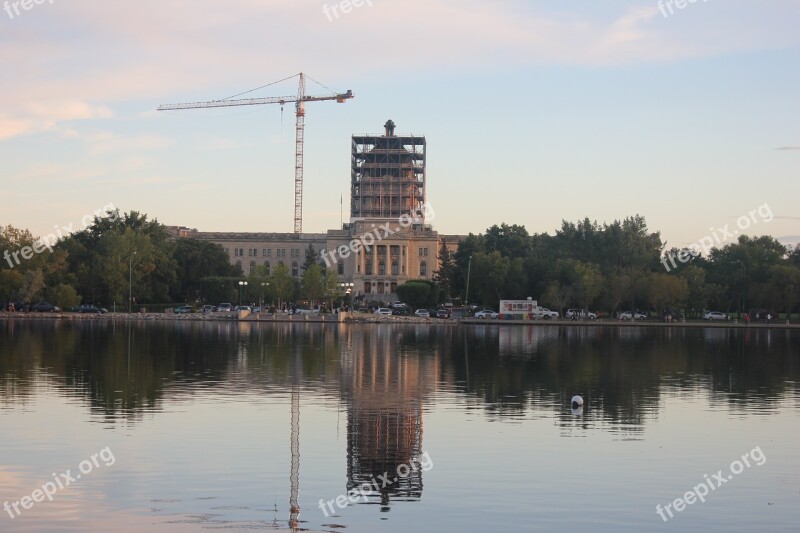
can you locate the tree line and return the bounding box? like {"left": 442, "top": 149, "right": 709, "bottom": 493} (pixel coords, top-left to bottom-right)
{"left": 434, "top": 216, "right": 800, "bottom": 318}
{"left": 2, "top": 210, "right": 798, "bottom": 316}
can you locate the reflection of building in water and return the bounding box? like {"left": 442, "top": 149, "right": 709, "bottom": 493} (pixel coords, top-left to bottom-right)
{"left": 340, "top": 328, "right": 438, "bottom": 510}
{"left": 498, "top": 326, "right": 560, "bottom": 357}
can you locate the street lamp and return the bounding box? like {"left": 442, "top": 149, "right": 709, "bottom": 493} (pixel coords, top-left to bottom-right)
{"left": 338, "top": 282, "right": 354, "bottom": 309}
{"left": 129, "top": 251, "right": 137, "bottom": 314}
{"left": 260, "top": 282, "right": 269, "bottom": 310}
{"left": 238, "top": 280, "right": 248, "bottom": 306}
{"left": 464, "top": 255, "right": 473, "bottom": 317}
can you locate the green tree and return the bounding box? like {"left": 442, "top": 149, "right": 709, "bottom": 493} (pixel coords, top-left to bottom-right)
{"left": 302, "top": 264, "right": 325, "bottom": 306}
{"left": 49, "top": 283, "right": 81, "bottom": 309}
{"left": 172, "top": 238, "right": 238, "bottom": 302}
{"left": 397, "top": 281, "right": 432, "bottom": 310}
{"left": 270, "top": 263, "right": 294, "bottom": 308}
{"left": 432, "top": 242, "right": 456, "bottom": 300}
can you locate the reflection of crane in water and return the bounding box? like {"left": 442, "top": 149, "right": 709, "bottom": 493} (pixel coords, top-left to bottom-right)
{"left": 289, "top": 346, "right": 301, "bottom": 530}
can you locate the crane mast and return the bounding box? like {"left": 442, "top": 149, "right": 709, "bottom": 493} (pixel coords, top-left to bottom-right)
{"left": 158, "top": 73, "right": 353, "bottom": 233}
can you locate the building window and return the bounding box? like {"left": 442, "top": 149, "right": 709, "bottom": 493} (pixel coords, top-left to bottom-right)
{"left": 235, "top": 260, "right": 242, "bottom": 272}
{"left": 364, "top": 281, "right": 372, "bottom": 294}
{"left": 378, "top": 261, "right": 385, "bottom": 275}
{"left": 391, "top": 260, "right": 399, "bottom": 275}
{"left": 338, "top": 260, "right": 344, "bottom": 275}
{"left": 239, "top": 248, "right": 244, "bottom": 257}
{"left": 277, "top": 249, "right": 286, "bottom": 258}
{"left": 366, "top": 260, "right": 373, "bottom": 275}
{"left": 390, "top": 282, "right": 397, "bottom": 294}
{"left": 377, "top": 282, "right": 384, "bottom": 294}
{"left": 420, "top": 261, "right": 427, "bottom": 276}
{"left": 292, "top": 262, "right": 299, "bottom": 277}
{"left": 419, "top": 247, "right": 428, "bottom": 257}
{"left": 291, "top": 249, "right": 299, "bottom": 258}
{"left": 267, "top": 249, "right": 272, "bottom": 257}
{"left": 390, "top": 245, "right": 400, "bottom": 256}
{"left": 250, "top": 260, "right": 256, "bottom": 274}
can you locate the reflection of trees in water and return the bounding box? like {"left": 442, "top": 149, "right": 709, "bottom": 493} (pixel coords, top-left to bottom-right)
{"left": 0, "top": 321, "right": 797, "bottom": 431}
{"left": 445, "top": 325, "right": 799, "bottom": 431}
{"left": 0, "top": 321, "right": 344, "bottom": 421}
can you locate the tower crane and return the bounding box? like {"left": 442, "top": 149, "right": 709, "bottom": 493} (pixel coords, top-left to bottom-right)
{"left": 158, "top": 73, "right": 354, "bottom": 233}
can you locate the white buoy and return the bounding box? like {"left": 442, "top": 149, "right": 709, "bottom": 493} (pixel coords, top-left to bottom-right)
{"left": 571, "top": 395, "right": 584, "bottom": 407}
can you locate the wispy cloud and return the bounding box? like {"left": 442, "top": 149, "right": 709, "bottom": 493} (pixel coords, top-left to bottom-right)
{"left": 776, "top": 146, "right": 800, "bottom": 151}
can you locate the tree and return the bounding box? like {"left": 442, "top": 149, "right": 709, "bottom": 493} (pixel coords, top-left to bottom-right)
{"left": 49, "top": 283, "right": 80, "bottom": 309}
{"left": 302, "top": 264, "right": 325, "bottom": 306}
{"left": 172, "top": 238, "right": 238, "bottom": 302}
{"left": 763, "top": 264, "right": 800, "bottom": 318}
{"left": 19, "top": 270, "right": 45, "bottom": 302}
{"left": 647, "top": 273, "right": 688, "bottom": 312}
{"left": 397, "top": 281, "right": 432, "bottom": 310}
{"left": 303, "top": 243, "right": 324, "bottom": 272}
{"left": 432, "top": 242, "right": 455, "bottom": 300}
{"left": 542, "top": 281, "right": 571, "bottom": 316}
{"left": 270, "top": 263, "right": 294, "bottom": 308}
{"left": 322, "top": 268, "right": 341, "bottom": 310}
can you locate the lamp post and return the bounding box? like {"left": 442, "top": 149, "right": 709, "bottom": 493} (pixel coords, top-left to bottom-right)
{"left": 338, "top": 282, "right": 353, "bottom": 310}
{"left": 464, "top": 255, "right": 473, "bottom": 317}
{"left": 238, "top": 280, "right": 248, "bottom": 307}
{"left": 129, "top": 251, "right": 137, "bottom": 314}
{"left": 260, "top": 282, "right": 269, "bottom": 310}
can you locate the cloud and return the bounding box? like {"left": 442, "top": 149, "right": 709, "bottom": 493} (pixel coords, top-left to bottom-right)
{"left": 775, "top": 146, "right": 800, "bottom": 151}
{"left": 0, "top": 101, "right": 112, "bottom": 141}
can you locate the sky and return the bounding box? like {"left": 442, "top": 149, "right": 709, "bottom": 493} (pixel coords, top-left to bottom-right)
{"left": 1, "top": 0, "right": 799, "bottom": 250}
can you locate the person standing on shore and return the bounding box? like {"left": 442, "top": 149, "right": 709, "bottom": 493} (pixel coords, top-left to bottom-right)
{"left": 745, "top": 313, "right": 750, "bottom": 326}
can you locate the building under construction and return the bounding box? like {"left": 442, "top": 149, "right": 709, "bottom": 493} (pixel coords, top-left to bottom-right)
{"left": 351, "top": 120, "right": 426, "bottom": 222}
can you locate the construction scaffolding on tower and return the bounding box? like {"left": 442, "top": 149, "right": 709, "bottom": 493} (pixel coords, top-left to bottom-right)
{"left": 350, "top": 120, "right": 426, "bottom": 222}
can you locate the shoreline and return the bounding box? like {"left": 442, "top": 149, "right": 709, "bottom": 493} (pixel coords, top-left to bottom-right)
{"left": 1, "top": 312, "right": 797, "bottom": 329}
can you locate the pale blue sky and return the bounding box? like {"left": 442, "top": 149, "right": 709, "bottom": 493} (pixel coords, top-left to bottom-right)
{"left": 1, "top": 0, "right": 798, "bottom": 249}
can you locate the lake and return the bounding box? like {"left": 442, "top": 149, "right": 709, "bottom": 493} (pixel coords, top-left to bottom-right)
{"left": 0, "top": 320, "right": 798, "bottom": 532}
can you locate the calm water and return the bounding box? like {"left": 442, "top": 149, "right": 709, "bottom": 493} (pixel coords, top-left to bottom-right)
{"left": 0, "top": 320, "right": 798, "bottom": 532}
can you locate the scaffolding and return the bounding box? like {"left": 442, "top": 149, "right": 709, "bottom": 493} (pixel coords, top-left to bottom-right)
{"left": 351, "top": 120, "right": 426, "bottom": 222}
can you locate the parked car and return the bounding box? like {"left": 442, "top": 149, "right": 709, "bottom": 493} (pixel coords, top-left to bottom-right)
{"left": 436, "top": 309, "right": 450, "bottom": 319}
{"left": 474, "top": 309, "right": 499, "bottom": 319}
{"left": 618, "top": 311, "right": 647, "bottom": 320}
{"left": 293, "top": 307, "right": 318, "bottom": 315}
{"left": 566, "top": 309, "right": 597, "bottom": 320}
{"left": 414, "top": 309, "right": 430, "bottom": 318}
{"left": 703, "top": 311, "right": 728, "bottom": 321}
{"left": 217, "top": 303, "right": 233, "bottom": 312}
{"left": 374, "top": 308, "right": 392, "bottom": 316}
{"left": 392, "top": 307, "right": 409, "bottom": 316}
{"left": 539, "top": 307, "right": 559, "bottom": 320}
{"left": 174, "top": 305, "right": 193, "bottom": 314}
{"left": 233, "top": 305, "right": 251, "bottom": 312}
{"left": 78, "top": 304, "right": 102, "bottom": 314}
{"left": 31, "top": 301, "right": 59, "bottom": 312}
{"left": 251, "top": 306, "right": 261, "bottom": 313}
{"left": 201, "top": 305, "right": 214, "bottom": 313}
